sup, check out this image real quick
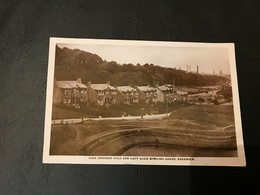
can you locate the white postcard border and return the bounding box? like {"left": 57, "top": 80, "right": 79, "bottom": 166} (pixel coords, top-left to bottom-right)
{"left": 43, "top": 37, "right": 246, "bottom": 166}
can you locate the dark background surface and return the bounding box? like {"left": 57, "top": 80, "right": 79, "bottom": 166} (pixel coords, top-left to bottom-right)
{"left": 0, "top": 0, "right": 260, "bottom": 194}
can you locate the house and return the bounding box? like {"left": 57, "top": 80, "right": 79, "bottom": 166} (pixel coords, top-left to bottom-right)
{"left": 116, "top": 86, "right": 139, "bottom": 104}
{"left": 87, "top": 81, "right": 117, "bottom": 105}
{"left": 136, "top": 86, "right": 157, "bottom": 103}
{"left": 156, "top": 84, "right": 184, "bottom": 102}
{"left": 156, "top": 84, "right": 173, "bottom": 102}
{"left": 53, "top": 78, "right": 88, "bottom": 106}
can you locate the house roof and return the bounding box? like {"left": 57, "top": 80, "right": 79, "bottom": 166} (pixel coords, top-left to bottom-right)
{"left": 56, "top": 81, "right": 87, "bottom": 89}
{"left": 176, "top": 90, "right": 188, "bottom": 95}
{"left": 157, "top": 85, "right": 172, "bottom": 91}
{"left": 91, "top": 84, "right": 116, "bottom": 91}
{"left": 137, "top": 86, "right": 156, "bottom": 92}
{"left": 117, "top": 86, "right": 136, "bottom": 92}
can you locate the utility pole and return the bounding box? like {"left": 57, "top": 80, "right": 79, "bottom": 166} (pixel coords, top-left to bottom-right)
{"left": 166, "top": 95, "right": 168, "bottom": 117}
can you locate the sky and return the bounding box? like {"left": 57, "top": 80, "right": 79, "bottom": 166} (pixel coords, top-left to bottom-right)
{"left": 57, "top": 42, "right": 231, "bottom": 74}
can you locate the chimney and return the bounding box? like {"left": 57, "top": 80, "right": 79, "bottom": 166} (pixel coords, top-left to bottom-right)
{"left": 197, "top": 66, "right": 199, "bottom": 74}
{"left": 107, "top": 81, "right": 110, "bottom": 86}
{"left": 77, "top": 78, "right": 82, "bottom": 83}
{"left": 87, "top": 81, "right": 91, "bottom": 86}
{"left": 172, "top": 79, "right": 175, "bottom": 93}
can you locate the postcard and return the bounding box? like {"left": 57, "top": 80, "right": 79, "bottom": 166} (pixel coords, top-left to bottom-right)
{"left": 43, "top": 38, "right": 246, "bottom": 166}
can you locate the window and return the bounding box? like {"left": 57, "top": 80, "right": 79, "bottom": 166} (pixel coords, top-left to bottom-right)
{"left": 64, "top": 89, "right": 71, "bottom": 94}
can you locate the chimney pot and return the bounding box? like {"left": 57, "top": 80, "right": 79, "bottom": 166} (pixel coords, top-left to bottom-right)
{"left": 77, "top": 78, "right": 82, "bottom": 83}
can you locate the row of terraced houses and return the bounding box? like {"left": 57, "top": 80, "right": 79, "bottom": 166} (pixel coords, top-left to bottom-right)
{"left": 53, "top": 78, "right": 184, "bottom": 107}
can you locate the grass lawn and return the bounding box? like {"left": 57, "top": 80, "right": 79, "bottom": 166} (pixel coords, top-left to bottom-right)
{"left": 51, "top": 107, "right": 90, "bottom": 119}
{"left": 169, "top": 105, "right": 235, "bottom": 127}
{"left": 51, "top": 101, "right": 191, "bottom": 119}
{"left": 50, "top": 104, "right": 237, "bottom": 156}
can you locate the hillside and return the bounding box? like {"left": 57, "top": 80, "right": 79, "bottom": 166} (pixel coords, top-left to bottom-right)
{"left": 54, "top": 46, "right": 229, "bottom": 86}
{"left": 169, "top": 105, "right": 235, "bottom": 127}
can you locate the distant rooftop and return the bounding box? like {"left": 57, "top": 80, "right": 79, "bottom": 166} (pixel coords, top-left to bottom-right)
{"left": 157, "top": 85, "right": 173, "bottom": 91}
{"left": 137, "top": 86, "right": 156, "bottom": 91}
{"left": 56, "top": 81, "right": 87, "bottom": 89}
{"left": 117, "top": 86, "right": 136, "bottom": 92}
{"left": 91, "top": 84, "right": 116, "bottom": 90}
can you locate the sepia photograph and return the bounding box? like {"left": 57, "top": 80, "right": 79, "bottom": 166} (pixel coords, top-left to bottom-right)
{"left": 43, "top": 38, "right": 245, "bottom": 166}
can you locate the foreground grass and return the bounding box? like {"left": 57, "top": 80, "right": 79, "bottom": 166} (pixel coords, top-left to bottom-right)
{"left": 50, "top": 105, "right": 237, "bottom": 156}
{"left": 51, "top": 107, "right": 90, "bottom": 119}
{"left": 51, "top": 101, "right": 191, "bottom": 119}
{"left": 169, "top": 105, "right": 235, "bottom": 127}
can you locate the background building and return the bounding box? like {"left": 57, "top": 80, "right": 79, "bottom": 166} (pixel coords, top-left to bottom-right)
{"left": 87, "top": 81, "right": 117, "bottom": 106}
{"left": 156, "top": 84, "right": 184, "bottom": 102}
{"left": 53, "top": 78, "right": 88, "bottom": 107}
{"left": 116, "top": 86, "right": 139, "bottom": 104}
{"left": 136, "top": 86, "right": 157, "bottom": 103}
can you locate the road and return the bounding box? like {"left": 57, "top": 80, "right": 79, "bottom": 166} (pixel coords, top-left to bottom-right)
{"left": 51, "top": 112, "right": 172, "bottom": 124}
